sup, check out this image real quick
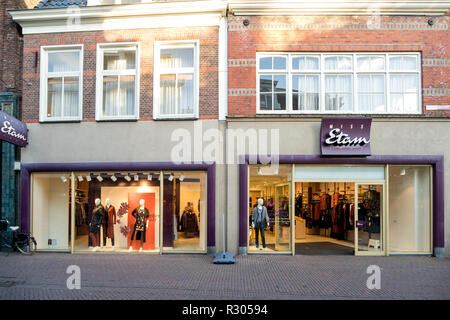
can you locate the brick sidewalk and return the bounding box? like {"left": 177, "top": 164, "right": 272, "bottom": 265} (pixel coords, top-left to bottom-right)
{"left": 0, "top": 253, "right": 449, "bottom": 300}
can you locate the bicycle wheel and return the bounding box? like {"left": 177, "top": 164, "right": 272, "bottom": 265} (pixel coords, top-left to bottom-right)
{"left": 15, "top": 237, "right": 36, "bottom": 255}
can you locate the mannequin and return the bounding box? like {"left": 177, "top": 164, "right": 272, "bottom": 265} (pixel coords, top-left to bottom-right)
{"left": 251, "top": 198, "right": 270, "bottom": 251}
{"left": 102, "top": 198, "right": 116, "bottom": 251}
{"left": 89, "top": 198, "right": 105, "bottom": 252}
{"left": 129, "top": 199, "right": 150, "bottom": 252}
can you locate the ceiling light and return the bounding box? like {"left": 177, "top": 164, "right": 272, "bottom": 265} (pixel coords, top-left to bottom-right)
{"left": 400, "top": 169, "right": 406, "bottom": 176}
{"left": 96, "top": 175, "right": 103, "bottom": 182}
{"left": 257, "top": 167, "right": 262, "bottom": 175}
{"left": 77, "top": 176, "right": 83, "bottom": 182}
{"left": 110, "top": 175, "right": 117, "bottom": 182}
{"left": 168, "top": 174, "right": 174, "bottom": 182}
{"left": 124, "top": 174, "right": 131, "bottom": 182}
{"left": 134, "top": 174, "right": 139, "bottom": 182}
{"left": 179, "top": 174, "right": 185, "bottom": 182}
{"left": 86, "top": 175, "right": 92, "bottom": 182}
{"left": 60, "top": 176, "right": 67, "bottom": 183}
{"left": 147, "top": 174, "right": 152, "bottom": 181}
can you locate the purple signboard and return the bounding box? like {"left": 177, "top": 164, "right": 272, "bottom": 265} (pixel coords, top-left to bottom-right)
{"left": 0, "top": 111, "right": 28, "bottom": 147}
{"left": 320, "top": 118, "right": 371, "bottom": 156}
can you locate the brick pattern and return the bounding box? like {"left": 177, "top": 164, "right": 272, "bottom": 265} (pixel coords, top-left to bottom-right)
{"left": 0, "top": 0, "right": 23, "bottom": 95}
{"left": 22, "top": 27, "right": 219, "bottom": 122}
{"left": 228, "top": 15, "right": 450, "bottom": 116}
{"left": 0, "top": 253, "right": 450, "bottom": 300}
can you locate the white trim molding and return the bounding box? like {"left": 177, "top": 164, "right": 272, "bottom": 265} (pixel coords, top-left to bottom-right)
{"left": 95, "top": 42, "right": 140, "bottom": 121}
{"left": 153, "top": 40, "right": 200, "bottom": 120}
{"left": 9, "top": 1, "right": 227, "bottom": 34}
{"left": 228, "top": 0, "right": 450, "bottom": 16}
{"left": 39, "top": 44, "right": 84, "bottom": 123}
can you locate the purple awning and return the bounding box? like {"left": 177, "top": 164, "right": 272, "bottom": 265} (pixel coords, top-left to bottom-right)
{"left": 0, "top": 111, "right": 28, "bottom": 147}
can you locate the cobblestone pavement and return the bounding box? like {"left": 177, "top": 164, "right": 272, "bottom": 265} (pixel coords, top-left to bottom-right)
{"left": 0, "top": 252, "right": 449, "bottom": 300}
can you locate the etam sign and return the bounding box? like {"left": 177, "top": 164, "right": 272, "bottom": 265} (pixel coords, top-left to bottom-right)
{"left": 0, "top": 111, "right": 28, "bottom": 147}
{"left": 320, "top": 118, "right": 371, "bottom": 156}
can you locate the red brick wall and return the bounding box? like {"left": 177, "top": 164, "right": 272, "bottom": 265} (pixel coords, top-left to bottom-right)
{"left": 228, "top": 15, "right": 450, "bottom": 117}
{"left": 22, "top": 27, "right": 219, "bottom": 122}
{"left": 0, "top": 0, "right": 23, "bottom": 95}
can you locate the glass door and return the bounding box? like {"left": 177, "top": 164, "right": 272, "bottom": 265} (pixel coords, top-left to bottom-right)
{"left": 274, "top": 183, "right": 291, "bottom": 252}
{"left": 355, "top": 183, "right": 385, "bottom": 255}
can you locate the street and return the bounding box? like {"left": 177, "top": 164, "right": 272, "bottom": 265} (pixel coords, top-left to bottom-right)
{"left": 0, "top": 253, "right": 449, "bottom": 300}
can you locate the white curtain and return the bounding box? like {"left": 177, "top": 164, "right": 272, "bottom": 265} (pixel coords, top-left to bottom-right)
{"left": 63, "top": 79, "right": 79, "bottom": 117}
{"left": 389, "top": 74, "right": 417, "bottom": 113}
{"left": 47, "top": 79, "right": 62, "bottom": 117}
{"left": 160, "top": 76, "right": 176, "bottom": 115}
{"left": 357, "top": 75, "right": 385, "bottom": 112}
{"left": 103, "top": 76, "right": 119, "bottom": 116}
{"left": 325, "top": 75, "right": 352, "bottom": 111}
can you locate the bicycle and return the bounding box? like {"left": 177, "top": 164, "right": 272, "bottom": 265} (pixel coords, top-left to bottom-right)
{"left": 0, "top": 219, "right": 37, "bottom": 255}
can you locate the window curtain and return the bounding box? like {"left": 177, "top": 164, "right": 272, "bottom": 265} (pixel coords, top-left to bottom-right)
{"left": 357, "top": 75, "right": 385, "bottom": 112}
{"left": 325, "top": 75, "right": 352, "bottom": 111}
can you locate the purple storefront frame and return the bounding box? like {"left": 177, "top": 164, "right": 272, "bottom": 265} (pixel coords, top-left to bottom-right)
{"left": 20, "top": 162, "right": 216, "bottom": 249}
{"left": 239, "top": 155, "right": 445, "bottom": 255}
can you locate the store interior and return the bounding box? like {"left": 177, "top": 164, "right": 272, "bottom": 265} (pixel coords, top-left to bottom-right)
{"left": 248, "top": 165, "right": 384, "bottom": 255}
{"left": 32, "top": 171, "right": 206, "bottom": 253}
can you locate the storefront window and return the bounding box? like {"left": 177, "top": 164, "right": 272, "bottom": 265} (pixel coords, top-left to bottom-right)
{"left": 356, "top": 184, "right": 383, "bottom": 253}
{"left": 388, "top": 166, "right": 432, "bottom": 253}
{"left": 162, "top": 171, "right": 206, "bottom": 251}
{"left": 248, "top": 164, "right": 291, "bottom": 253}
{"left": 31, "top": 170, "right": 207, "bottom": 253}
{"left": 32, "top": 173, "right": 70, "bottom": 250}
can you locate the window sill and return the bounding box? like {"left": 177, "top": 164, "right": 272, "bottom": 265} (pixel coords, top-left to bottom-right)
{"left": 153, "top": 116, "right": 199, "bottom": 121}
{"left": 96, "top": 117, "right": 139, "bottom": 122}
{"left": 39, "top": 118, "right": 82, "bottom": 124}
{"left": 228, "top": 113, "right": 450, "bottom": 120}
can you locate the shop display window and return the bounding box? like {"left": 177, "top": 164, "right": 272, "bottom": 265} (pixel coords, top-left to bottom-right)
{"left": 388, "top": 166, "right": 432, "bottom": 253}
{"left": 30, "top": 170, "right": 206, "bottom": 253}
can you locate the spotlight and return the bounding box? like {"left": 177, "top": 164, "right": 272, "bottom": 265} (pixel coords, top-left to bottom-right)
{"left": 110, "top": 175, "right": 117, "bottom": 182}
{"left": 124, "top": 174, "right": 131, "bottom": 182}
{"left": 158, "top": 174, "right": 161, "bottom": 181}
{"left": 168, "top": 174, "right": 174, "bottom": 182}
{"left": 96, "top": 175, "right": 103, "bottom": 182}
{"left": 257, "top": 167, "right": 262, "bottom": 175}
{"left": 179, "top": 174, "right": 185, "bottom": 182}
{"left": 147, "top": 174, "right": 152, "bottom": 181}
{"left": 60, "top": 176, "right": 67, "bottom": 183}
{"left": 134, "top": 174, "right": 139, "bottom": 182}
{"left": 86, "top": 175, "right": 92, "bottom": 182}
{"left": 400, "top": 169, "right": 406, "bottom": 176}
{"left": 77, "top": 176, "right": 83, "bottom": 182}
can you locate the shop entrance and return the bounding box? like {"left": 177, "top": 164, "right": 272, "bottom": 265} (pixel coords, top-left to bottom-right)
{"left": 294, "top": 182, "right": 356, "bottom": 255}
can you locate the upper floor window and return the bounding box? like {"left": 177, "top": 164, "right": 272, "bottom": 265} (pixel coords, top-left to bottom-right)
{"left": 96, "top": 43, "right": 139, "bottom": 120}
{"left": 257, "top": 53, "right": 421, "bottom": 114}
{"left": 40, "top": 45, "right": 83, "bottom": 122}
{"left": 154, "top": 41, "right": 199, "bottom": 119}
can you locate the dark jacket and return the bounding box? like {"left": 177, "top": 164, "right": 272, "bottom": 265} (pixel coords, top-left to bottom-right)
{"left": 90, "top": 205, "right": 105, "bottom": 233}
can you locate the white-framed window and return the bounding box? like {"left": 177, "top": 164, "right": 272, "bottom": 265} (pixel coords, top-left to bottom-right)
{"left": 40, "top": 45, "right": 83, "bottom": 122}
{"left": 96, "top": 43, "right": 139, "bottom": 121}
{"left": 154, "top": 41, "right": 199, "bottom": 119}
{"left": 256, "top": 52, "right": 421, "bottom": 114}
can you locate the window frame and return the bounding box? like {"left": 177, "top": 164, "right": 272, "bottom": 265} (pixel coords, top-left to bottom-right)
{"left": 96, "top": 42, "right": 140, "bottom": 121}
{"left": 256, "top": 52, "right": 422, "bottom": 115}
{"left": 153, "top": 40, "right": 200, "bottom": 120}
{"left": 39, "top": 44, "right": 84, "bottom": 122}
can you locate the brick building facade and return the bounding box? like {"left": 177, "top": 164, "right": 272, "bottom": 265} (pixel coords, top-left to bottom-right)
{"left": 7, "top": 0, "right": 450, "bottom": 257}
